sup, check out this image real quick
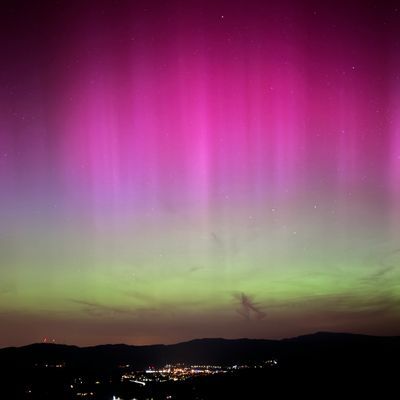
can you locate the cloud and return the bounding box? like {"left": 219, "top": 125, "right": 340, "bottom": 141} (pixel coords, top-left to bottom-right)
{"left": 361, "top": 248, "right": 400, "bottom": 283}
{"left": 70, "top": 299, "right": 137, "bottom": 317}
{"left": 211, "top": 232, "right": 223, "bottom": 247}
{"left": 188, "top": 265, "right": 204, "bottom": 273}
{"left": 72, "top": 297, "right": 182, "bottom": 320}
{"left": 233, "top": 292, "right": 266, "bottom": 320}
{"left": 0, "top": 282, "right": 16, "bottom": 296}
{"left": 364, "top": 266, "right": 395, "bottom": 282}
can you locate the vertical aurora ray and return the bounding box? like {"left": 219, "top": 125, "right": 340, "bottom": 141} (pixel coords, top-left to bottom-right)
{"left": 0, "top": 1, "right": 400, "bottom": 346}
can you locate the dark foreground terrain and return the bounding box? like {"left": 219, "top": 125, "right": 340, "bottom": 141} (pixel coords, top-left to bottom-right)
{"left": 1, "top": 332, "right": 399, "bottom": 399}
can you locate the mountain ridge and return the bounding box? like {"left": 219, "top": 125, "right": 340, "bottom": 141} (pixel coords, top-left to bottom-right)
{"left": 4, "top": 330, "right": 399, "bottom": 351}
{"left": 1, "top": 331, "right": 399, "bottom": 370}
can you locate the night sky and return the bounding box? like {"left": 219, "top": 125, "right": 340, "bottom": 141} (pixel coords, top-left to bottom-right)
{"left": 1, "top": 0, "right": 400, "bottom": 347}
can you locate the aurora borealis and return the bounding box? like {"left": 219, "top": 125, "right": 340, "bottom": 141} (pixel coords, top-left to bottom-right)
{"left": 1, "top": 0, "right": 400, "bottom": 347}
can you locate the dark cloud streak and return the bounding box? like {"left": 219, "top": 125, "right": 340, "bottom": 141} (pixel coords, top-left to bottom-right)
{"left": 234, "top": 292, "right": 266, "bottom": 320}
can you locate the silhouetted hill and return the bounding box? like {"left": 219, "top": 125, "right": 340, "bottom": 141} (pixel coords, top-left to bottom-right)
{"left": 0, "top": 338, "right": 278, "bottom": 369}
{"left": 1, "top": 332, "right": 399, "bottom": 371}
{"left": 1, "top": 333, "right": 399, "bottom": 398}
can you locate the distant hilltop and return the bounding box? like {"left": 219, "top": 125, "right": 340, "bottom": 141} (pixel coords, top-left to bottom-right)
{"left": 1, "top": 332, "right": 399, "bottom": 370}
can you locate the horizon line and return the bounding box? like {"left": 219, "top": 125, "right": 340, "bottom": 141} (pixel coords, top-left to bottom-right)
{"left": 2, "top": 330, "right": 399, "bottom": 350}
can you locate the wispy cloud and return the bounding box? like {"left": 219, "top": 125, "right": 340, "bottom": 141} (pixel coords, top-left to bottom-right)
{"left": 360, "top": 247, "right": 400, "bottom": 285}
{"left": 0, "top": 282, "right": 16, "bottom": 296}
{"left": 233, "top": 292, "right": 266, "bottom": 320}
{"left": 70, "top": 299, "right": 137, "bottom": 317}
